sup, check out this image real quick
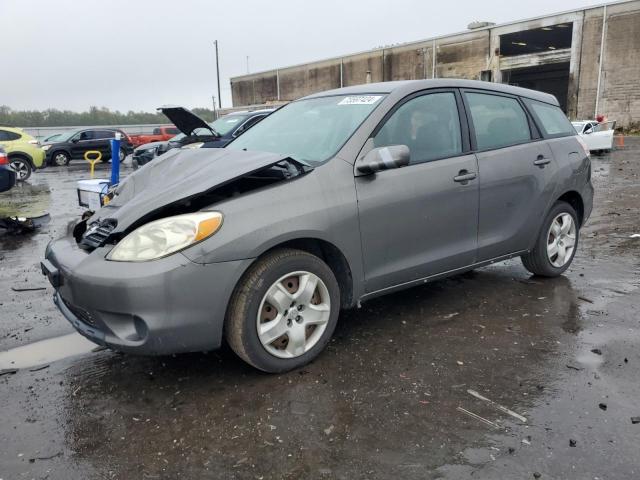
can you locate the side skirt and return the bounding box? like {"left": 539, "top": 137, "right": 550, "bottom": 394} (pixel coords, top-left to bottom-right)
{"left": 358, "top": 250, "right": 528, "bottom": 305}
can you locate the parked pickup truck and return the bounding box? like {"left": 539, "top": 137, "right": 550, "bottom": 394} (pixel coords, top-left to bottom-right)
{"left": 129, "top": 126, "right": 180, "bottom": 147}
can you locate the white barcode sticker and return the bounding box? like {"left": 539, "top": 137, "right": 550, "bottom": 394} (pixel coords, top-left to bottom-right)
{"left": 338, "top": 95, "right": 382, "bottom": 105}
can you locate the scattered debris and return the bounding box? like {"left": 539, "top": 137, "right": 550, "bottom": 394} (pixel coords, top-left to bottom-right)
{"left": 443, "top": 312, "right": 460, "bottom": 319}
{"left": 28, "top": 452, "right": 62, "bottom": 463}
{"left": 467, "top": 389, "right": 527, "bottom": 423}
{"left": 599, "top": 403, "right": 607, "bottom": 411}
{"left": 28, "top": 364, "right": 49, "bottom": 372}
{"left": 533, "top": 472, "right": 542, "bottom": 479}
{"left": 591, "top": 348, "right": 603, "bottom": 355}
{"left": 569, "top": 439, "right": 577, "bottom": 447}
{"left": 11, "top": 286, "right": 47, "bottom": 292}
{"left": 566, "top": 364, "right": 583, "bottom": 371}
{"left": 578, "top": 296, "right": 594, "bottom": 304}
{"left": 521, "top": 438, "right": 531, "bottom": 446}
{"left": 0, "top": 368, "right": 18, "bottom": 376}
{"left": 456, "top": 406, "right": 501, "bottom": 429}
{"left": 456, "top": 361, "right": 464, "bottom": 366}
{"left": 630, "top": 417, "right": 640, "bottom": 424}
{"left": 508, "top": 447, "right": 515, "bottom": 454}
{"left": 630, "top": 234, "right": 640, "bottom": 239}
{"left": 323, "top": 425, "right": 334, "bottom": 435}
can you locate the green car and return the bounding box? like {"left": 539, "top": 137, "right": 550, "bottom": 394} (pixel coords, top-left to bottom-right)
{"left": 0, "top": 126, "right": 46, "bottom": 181}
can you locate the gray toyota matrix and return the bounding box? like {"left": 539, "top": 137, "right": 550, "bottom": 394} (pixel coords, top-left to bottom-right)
{"left": 42, "top": 80, "right": 594, "bottom": 372}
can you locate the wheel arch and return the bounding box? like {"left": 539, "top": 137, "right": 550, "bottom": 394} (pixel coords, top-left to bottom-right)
{"left": 556, "top": 190, "right": 585, "bottom": 227}
{"left": 256, "top": 237, "right": 355, "bottom": 309}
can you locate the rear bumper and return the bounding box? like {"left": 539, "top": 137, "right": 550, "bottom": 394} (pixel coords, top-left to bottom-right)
{"left": 42, "top": 236, "right": 253, "bottom": 355}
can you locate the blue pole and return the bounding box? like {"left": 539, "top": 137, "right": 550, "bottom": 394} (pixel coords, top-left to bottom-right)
{"left": 110, "top": 135, "right": 121, "bottom": 185}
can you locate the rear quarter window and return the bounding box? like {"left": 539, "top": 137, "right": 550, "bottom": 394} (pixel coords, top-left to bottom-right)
{"left": 0, "top": 130, "right": 22, "bottom": 141}
{"left": 525, "top": 99, "right": 575, "bottom": 137}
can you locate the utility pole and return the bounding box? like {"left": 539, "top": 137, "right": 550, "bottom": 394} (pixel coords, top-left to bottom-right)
{"left": 214, "top": 40, "right": 222, "bottom": 109}
{"left": 246, "top": 56, "right": 250, "bottom": 74}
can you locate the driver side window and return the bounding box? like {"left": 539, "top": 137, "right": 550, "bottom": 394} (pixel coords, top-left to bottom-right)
{"left": 373, "top": 92, "right": 462, "bottom": 165}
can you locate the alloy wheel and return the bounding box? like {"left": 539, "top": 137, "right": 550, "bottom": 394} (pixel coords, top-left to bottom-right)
{"left": 11, "top": 159, "right": 30, "bottom": 181}
{"left": 256, "top": 271, "right": 331, "bottom": 358}
{"left": 547, "top": 213, "right": 576, "bottom": 267}
{"left": 53, "top": 153, "right": 69, "bottom": 166}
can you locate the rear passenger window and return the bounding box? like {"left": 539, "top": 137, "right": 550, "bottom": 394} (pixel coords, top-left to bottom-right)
{"left": 0, "top": 130, "right": 21, "bottom": 141}
{"left": 466, "top": 93, "right": 531, "bottom": 150}
{"left": 373, "top": 92, "right": 462, "bottom": 164}
{"left": 525, "top": 100, "right": 575, "bottom": 137}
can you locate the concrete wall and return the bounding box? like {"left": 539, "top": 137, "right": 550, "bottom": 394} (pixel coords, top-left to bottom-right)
{"left": 577, "top": 2, "right": 640, "bottom": 125}
{"left": 231, "top": 1, "right": 640, "bottom": 127}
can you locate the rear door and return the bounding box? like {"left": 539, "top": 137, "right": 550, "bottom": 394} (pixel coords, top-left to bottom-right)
{"left": 356, "top": 89, "right": 479, "bottom": 293}
{"left": 462, "top": 90, "right": 559, "bottom": 261}
{"left": 94, "top": 130, "right": 117, "bottom": 158}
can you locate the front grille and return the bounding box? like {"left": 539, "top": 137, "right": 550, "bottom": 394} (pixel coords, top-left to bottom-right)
{"left": 81, "top": 221, "right": 116, "bottom": 249}
{"left": 63, "top": 298, "right": 98, "bottom": 327}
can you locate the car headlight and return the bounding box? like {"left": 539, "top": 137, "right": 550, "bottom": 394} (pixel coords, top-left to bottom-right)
{"left": 107, "top": 211, "right": 223, "bottom": 262}
{"left": 42, "top": 145, "right": 51, "bottom": 151}
{"left": 182, "top": 142, "right": 204, "bottom": 149}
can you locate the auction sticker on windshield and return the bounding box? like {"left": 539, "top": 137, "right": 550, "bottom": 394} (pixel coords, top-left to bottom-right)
{"left": 338, "top": 95, "right": 382, "bottom": 105}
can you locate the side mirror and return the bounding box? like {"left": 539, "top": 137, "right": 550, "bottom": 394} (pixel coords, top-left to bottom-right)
{"left": 584, "top": 127, "right": 593, "bottom": 134}
{"left": 356, "top": 145, "right": 410, "bottom": 175}
{"left": 71, "top": 138, "right": 79, "bottom": 143}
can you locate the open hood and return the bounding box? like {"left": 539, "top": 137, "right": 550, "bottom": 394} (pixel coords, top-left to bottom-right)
{"left": 157, "top": 105, "right": 215, "bottom": 136}
{"left": 86, "top": 148, "right": 311, "bottom": 239}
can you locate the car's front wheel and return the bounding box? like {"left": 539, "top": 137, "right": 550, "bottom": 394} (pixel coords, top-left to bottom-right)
{"left": 225, "top": 248, "right": 340, "bottom": 372}
{"left": 51, "top": 151, "right": 70, "bottom": 166}
{"left": 10, "top": 157, "right": 32, "bottom": 181}
{"left": 521, "top": 201, "right": 579, "bottom": 277}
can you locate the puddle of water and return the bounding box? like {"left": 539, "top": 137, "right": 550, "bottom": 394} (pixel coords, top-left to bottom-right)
{"left": 0, "top": 333, "right": 96, "bottom": 370}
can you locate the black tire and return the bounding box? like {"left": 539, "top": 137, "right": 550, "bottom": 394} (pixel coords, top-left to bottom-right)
{"left": 225, "top": 248, "right": 340, "bottom": 373}
{"left": 10, "top": 157, "right": 32, "bottom": 181}
{"left": 51, "top": 151, "right": 70, "bottom": 166}
{"left": 521, "top": 201, "right": 579, "bottom": 277}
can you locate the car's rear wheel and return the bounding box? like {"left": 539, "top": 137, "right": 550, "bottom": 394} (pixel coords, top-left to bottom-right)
{"left": 225, "top": 248, "right": 340, "bottom": 372}
{"left": 521, "top": 201, "right": 579, "bottom": 277}
{"left": 10, "top": 157, "right": 32, "bottom": 181}
{"left": 51, "top": 151, "right": 70, "bottom": 166}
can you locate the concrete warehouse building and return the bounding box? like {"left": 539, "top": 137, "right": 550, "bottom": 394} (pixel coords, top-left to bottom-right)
{"left": 230, "top": 0, "right": 640, "bottom": 128}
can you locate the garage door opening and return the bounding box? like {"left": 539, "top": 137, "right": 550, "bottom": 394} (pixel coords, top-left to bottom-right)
{"left": 502, "top": 62, "right": 570, "bottom": 112}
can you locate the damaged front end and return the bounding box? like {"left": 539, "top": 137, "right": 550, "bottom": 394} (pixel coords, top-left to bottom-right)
{"left": 72, "top": 148, "right": 313, "bottom": 251}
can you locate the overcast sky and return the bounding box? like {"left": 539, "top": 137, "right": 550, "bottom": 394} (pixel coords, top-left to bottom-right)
{"left": 1, "top": 0, "right": 600, "bottom": 112}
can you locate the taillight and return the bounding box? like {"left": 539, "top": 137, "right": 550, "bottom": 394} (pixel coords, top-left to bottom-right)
{"left": 0, "top": 153, "right": 8, "bottom": 165}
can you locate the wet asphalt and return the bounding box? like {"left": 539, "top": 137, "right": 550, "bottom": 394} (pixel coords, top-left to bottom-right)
{"left": 0, "top": 143, "right": 639, "bottom": 479}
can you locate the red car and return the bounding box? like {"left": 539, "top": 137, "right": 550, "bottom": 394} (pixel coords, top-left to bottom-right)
{"left": 129, "top": 126, "right": 180, "bottom": 147}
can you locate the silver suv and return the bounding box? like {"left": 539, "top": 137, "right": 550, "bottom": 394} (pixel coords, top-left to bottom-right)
{"left": 42, "top": 79, "right": 593, "bottom": 372}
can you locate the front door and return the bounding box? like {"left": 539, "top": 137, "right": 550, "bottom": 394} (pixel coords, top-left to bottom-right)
{"left": 462, "top": 90, "right": 559, "bottom": 261}
{"left": 70, "top": 130, "right": 100, "bottom": 159}
{"left": 355, "top": 90, "right": 479, "bottom": 293}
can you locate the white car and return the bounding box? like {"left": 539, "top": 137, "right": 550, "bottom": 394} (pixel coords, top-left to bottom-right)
{"left": 572, "top": 120, "right": 616, "bottom": 152}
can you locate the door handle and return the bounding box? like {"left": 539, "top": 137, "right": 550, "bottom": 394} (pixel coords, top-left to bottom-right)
{"left": 534, "top": 155, "right": 551, "bottom": 167}
{"left": 453, "top": 170, "right": 477, "bottom": 184}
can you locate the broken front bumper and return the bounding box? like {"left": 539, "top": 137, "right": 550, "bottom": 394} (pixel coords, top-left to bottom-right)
{"left": 42, "top": 236, "right": 252, "bottom": 355}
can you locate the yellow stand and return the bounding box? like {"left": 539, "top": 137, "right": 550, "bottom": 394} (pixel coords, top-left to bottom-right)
{"left": 84, "top": 150, "right": 102, "bottom": 179}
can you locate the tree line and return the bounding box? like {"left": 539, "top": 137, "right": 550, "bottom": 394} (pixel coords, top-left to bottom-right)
{"left": 0, "top": 105, "right": 216, "bottom": 127}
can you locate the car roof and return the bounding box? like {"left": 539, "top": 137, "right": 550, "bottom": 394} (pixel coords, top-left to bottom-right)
{"left": 302, "top": 79, "right": 559, "bottom": 106}
{"left": 0, "top": 126, "right": 24, "bottom": 133}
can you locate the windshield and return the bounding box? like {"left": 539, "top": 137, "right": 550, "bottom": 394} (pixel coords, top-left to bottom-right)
{"left": 51, "top": 130, "right": 79, "bottom": 143}
{"left": 210, "top": 114, "right": 250, "bottom": 136}
{"left": 227, "top": 94, "right": 385, "bottom": 163}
